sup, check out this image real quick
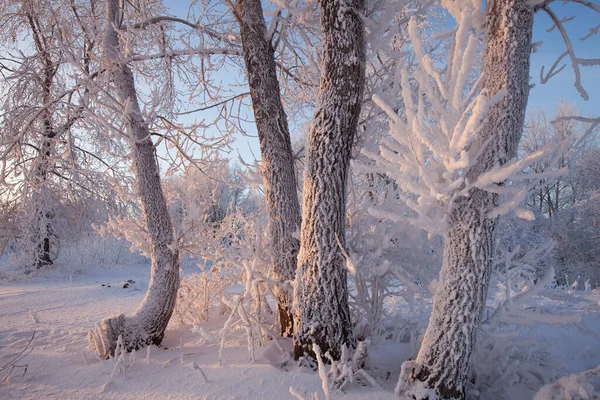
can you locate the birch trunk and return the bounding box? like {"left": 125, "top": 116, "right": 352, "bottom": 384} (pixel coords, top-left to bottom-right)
{"left": 400, "top": 2, "right": 534, "bottom": 398}
{"left": 236, "top": 0, "right": 301, "bottom": 337}
{"left": 89, "top": 0, "right": 179, "bottom": 358}
{"left": 293, "top": 0, "right": 365, "bottom": 361}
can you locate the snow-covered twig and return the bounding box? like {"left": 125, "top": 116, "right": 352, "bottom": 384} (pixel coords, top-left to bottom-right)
{"left": 0, "top": 331, "right": 34, "bottom": 383}
{"left": 313, "top": 344, "right": 331, "bottom": 400}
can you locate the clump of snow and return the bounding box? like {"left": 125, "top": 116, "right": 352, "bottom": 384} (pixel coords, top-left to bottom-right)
{"left": 533, "top": 365, "right": 600, "bottom": 400}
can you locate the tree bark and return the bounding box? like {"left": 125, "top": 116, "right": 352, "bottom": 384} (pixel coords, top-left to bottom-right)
{"left": 236, "top": 0, "right": 302, "bottom": 337}
{"left": 88, "top": 0, "right": 179, "bottom": 358}
{"left": 293, "top": 0, "right": 365, "bottom": 361}
{"left": 33, "top": 131, "right": 56, "bottom": 268}
{"left": 400, "top": 2, "right": 534, "bottom": 399}
{"left": 27, "top": 10, "right": 57, "bottom": 268}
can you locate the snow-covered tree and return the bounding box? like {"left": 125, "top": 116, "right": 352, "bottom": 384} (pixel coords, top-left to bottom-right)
{"left": 520, "top": 102, "right": 600, "bottom": 286}
{"left": 293, "top": 0, "right": 366, "bottom": 361}
{"left": 522, "top": 101, "right": 596, "bottom": 217}
{"left": 366, "top": 0, "right": 599, "bottom": 396}
{"left": 89, "top": 0, "right": 180, "bottom": 358}
{"left": 0, "top": 0, "right": 96, "bottom": 268}
{"left": 363, "top": 0, "right": 537, "bottom": 396}
{"left": 398, "top": 1, "right": 534, "bottom": 397}
{"left": 235, "top": 0, "right": 302, "bottom": 337}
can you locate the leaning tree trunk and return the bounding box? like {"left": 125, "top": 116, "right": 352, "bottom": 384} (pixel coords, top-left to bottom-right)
{"left": 293, "top": 0, "right": 365, "bottom": 361}
{"left": 236, "top": 0, "right": 302, "bottom": 337}
{"left": 400, "top": 2, "right": 534, "bottom": 399}
{"left": 88, "top": 0, "right": 179, "bottom": 358}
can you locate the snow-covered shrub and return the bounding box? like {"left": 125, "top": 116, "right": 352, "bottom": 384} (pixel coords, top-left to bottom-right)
{"left": 471, "top": 275, "right": 560, "bottom": 398}
{"left": 492, "top": 215, "right": 555, "bottom": 284}
{"left": 99, "top": 160, "right": 258, "bottom": 263}
{"left": 206, "top": 214, "right": 284, "bottom": 364}
{"left": 290, "top": 341, "right": 378, "bottom": 400}
{"left": 468, "top": 219, "right": 582, "bottom": 399}
{"left": 345, "top": 171, "right": 442, "bottom": 341}
{"left": 533, "top": 365, "right": 600, "bottom": 400}
{"left": 175, "top": 258, "right": 237, "bottom": 326}
{"left": 169, "top": 204, "right": 289, "bottom": 364}
{"left": 57, "top": 233, "right": 147, "bottom": 267}
{"left": 0, "top": 183, "right": 140, "bottom": 276}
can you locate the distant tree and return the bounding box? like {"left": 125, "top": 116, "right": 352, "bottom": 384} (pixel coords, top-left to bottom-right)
{"left": 522, "top": 101, "right": 595, "bottom": 218}
{"left": 0, "top": 0, "right": 96, "bottom": 268}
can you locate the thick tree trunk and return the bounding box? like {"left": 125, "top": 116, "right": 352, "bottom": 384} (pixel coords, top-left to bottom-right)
{"left": 293, "top": 0, "right": 365, "bottom": 361}
{"left": 400, "top": 2, "right": 534, "bottom": 399}
{"left": 236, "top": 0, "right": 302, "bottom": 337}
{"left": 88, "top": 0, "right": 180, "bottom": 358}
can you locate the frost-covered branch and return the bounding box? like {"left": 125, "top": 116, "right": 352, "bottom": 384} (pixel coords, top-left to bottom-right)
{"left": 362, "top": 4, "right": 574, "bottom": 235}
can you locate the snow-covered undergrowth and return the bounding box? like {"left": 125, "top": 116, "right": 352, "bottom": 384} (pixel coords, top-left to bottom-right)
{"left": 0, "top": 231, "right": 147, "bottom": 282}
{"left": 1, "top": 263, "right": 599, "bottom": 399}
{"left": 2, "top": 204, "right": 597, "bottom": 399}
{"left": 471, "top": 278, "right": 600, "bottom": 399}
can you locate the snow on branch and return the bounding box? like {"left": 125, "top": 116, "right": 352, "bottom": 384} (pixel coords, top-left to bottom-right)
{"left": 361, "top": 3, "right": 488, "bottom": 233}
{"left": 361, "top": 1, "right": 572, "bottom": 234}
{"left": 554, "top": 115, "right": 600, "bottom": 149}
{"left": 127, "top": 47, "right": 241, "bottom": 62}
{"left": 128, "top": 15, "right": 234, "bottom": 45}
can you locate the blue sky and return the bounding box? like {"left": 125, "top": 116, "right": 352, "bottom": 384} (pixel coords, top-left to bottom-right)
{"left": 165, "top": 1, "right": 600, "bottom": 165}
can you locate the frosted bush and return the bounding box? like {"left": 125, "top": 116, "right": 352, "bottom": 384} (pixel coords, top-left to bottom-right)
{"left": 534, "top": 365, "right": 600, "bottom": 400}
{"left": 345, "top": 171, "right": 441, "bottom": 341}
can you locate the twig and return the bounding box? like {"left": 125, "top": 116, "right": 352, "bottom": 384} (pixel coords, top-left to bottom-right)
{"left": 1, "top": 331, "right": 35, "bottom": 383}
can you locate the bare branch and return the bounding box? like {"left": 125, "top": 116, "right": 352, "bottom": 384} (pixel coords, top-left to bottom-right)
{"left": 580, "top": 23, "right": 600, "bottom": 40}
{"left": 129, "top": 15, "right": 236, "bottom": 46}
{"left": 540, "top": 5, "right": 600, "bottom": 100}
{"left": 175, "top": 92, "right": 250, "bottom": 116}
{"left": 568, "top": 0, "right": 600, "bottom": 13}
{"left": 127, "top": 47, "right": 241, "bottom": 63}
{"left": 0, "top": 331, "right": 35, "bottom": 383}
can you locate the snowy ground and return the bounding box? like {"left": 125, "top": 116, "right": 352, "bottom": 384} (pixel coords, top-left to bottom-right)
{"left": 0, "top": 265, "right": 403, "bottom": 400}
{"left": 0, "top": 265, "right": 599, "bottom": 399}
